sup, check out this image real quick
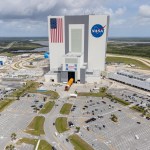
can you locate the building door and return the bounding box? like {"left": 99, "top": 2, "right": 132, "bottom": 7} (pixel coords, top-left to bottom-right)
{"left": 68, "top": 71, "right": 75, "bottom": 82}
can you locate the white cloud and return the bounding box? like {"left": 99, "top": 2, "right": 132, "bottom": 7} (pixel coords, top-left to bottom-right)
{"left": 115, "top": 7, "right": 126, "bottom": 16}
{"left": 0, "top": 0, "right": 149, "bottom": 37}
{"left": 139, "top": 5, "right": 150, "bottom": 17}
{"left": 111, "top": 19, "right": 126, "bottom": 26}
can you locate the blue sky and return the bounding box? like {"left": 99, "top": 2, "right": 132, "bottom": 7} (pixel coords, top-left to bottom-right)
{"left": 0, "top": 0, "right": 150, "bottom": 37}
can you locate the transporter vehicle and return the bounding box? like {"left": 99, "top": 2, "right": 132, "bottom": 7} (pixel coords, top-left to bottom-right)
{"left": 65, "top": 78, "right": 74, "bottom": 91}
{"left": 70, "top": 93, "right": 77, "bottom": 98}
{"left": 85, "top": 117, "right": 96, "bottom": 123}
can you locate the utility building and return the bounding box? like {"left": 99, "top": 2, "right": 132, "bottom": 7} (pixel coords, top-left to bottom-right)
{"left": 45, "top": 15, "right": 109, "bottom": 83}
{"left": 0, "top": 56, "right": 7, "bottom": 65}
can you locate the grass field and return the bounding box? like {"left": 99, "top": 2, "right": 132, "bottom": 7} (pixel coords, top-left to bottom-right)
{"left": 38, "top": 140, "right": 52, "bottom": 150}
{"left": 60, "top": 103, "right": 72, "bottom": 115}
{"left": 78, "top": 87, "right": 107, "bottom": 97}
{"left": 25, "top": 116, "right": 45, "bottom": 136}
{"left": 8, "top": 42, "right": 42, "bottom": 51}
{"left": 107, "top": 42, "right": 150, "bottom": 58}
{"left": 106, "top": 56, "right": 150, "bottom": 70}
{"left": 39, "top": 101, "right": 55, "bottom": 114}
{"left": 17, "top": 138, "right": 52, "bottom": 150}
{"left": 69, "top": 134, "right": 94, "bottom": 150}
{"left": 55, "top": 117, "right": 69, "bottom": 133}
{"left": 0, "top": 99, "right": 15, "bottom": 112}
{"left": 17, "top": 138, "right": 37, "bottom": 149}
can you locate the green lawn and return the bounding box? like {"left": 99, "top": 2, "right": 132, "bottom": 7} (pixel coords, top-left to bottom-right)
{"left": 55, "top": 117, "right": 69, "bottom": 133}
{"left": 39, "top": 101, "right": 55, "bottom": 114}
{"left": 106, "top": 56, "right": 150, "bottom": 70}
{"left": 25, "top": 116, "right": 45, "bottom": 136}
{"left": 36, "top": 90, "right": 59, "bottom": 99}
{"left": 17, "top": 138, "right": 37, "bottom": 149}
{"left": 78, "top": 87, "right": 107, "bottom": 97}
{"left": 17, "top": 138, "right": 52, "bottom": 150}
{"left": 0, "top": 99, "right": 15, "bottom": 112}
{"left": 11, "top": 81, "right": 40, "bottom": 98}
{"left": 69, "top": 134, "right": 94, "bottom": 150}
{"left": 38, "top": 140, "right": 52, "bottom": 150}
{"left": 11, "top": 81, "right": 59, "bottom": 99}
{"left": 60, "top": 103, "right": 72, "bottom": 115}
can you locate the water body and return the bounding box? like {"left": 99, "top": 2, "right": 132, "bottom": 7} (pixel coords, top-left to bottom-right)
{"left": 0, "top": 37, "right": 48, "bottom": 42}
{"left": 12, "top": 47, "right": 48, "bottom": 53}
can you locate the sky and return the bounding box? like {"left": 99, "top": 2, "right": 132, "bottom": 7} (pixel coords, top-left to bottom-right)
{"left": 0, "top": 0, "right": 150, "bottom": 37}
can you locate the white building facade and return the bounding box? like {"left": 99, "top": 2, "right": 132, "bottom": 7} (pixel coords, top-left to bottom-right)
{"left": 46, "top": 15, "right": 109, "bottom": 83}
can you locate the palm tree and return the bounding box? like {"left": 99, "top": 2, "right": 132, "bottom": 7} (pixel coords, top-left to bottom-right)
{"left": 11, "top": 133, "right": 17, "bottom": 141}
{"left": 5, "top": 144, "right": 15, "bottom": 150}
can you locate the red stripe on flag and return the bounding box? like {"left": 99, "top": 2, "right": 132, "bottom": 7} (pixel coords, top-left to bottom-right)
{"left": 50, "top": 18, "right": 63, "bottom": 43}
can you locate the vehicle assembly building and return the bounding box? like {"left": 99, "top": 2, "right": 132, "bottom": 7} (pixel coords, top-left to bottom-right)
{"left": 45, "top": 15, "right": 109, "bottom": 83}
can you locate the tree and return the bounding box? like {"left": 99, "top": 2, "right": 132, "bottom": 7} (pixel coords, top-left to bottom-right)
{"left": 5, "top": 144, "right": 15, "bottom": 150}
{"left": 11, "top": 133, "right": 17, "bottom": 141}
{"left": 110, "top": 114, "right": 118, "bottom": 122}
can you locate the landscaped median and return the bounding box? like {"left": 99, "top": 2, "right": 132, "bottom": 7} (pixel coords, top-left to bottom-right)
{"left": 36, "top": 90, "right": 59, "bottom": 99}
{"left": 11, "top": 81, "right": 40, "bottom": 98}
{"left": 55, "top": 117, "right": 69, "bottom": 133}
{"left": 78, "top": 87, "right": 130, "bottom": 106}
{"left": 38, "top": 140, "right": 53, "bottom": 150}
{"left": 106, "top": 93, "right": 130, "bottom": 106}
{"left": 69, "top": 134, "right": 94, "bottom": 150}
{"left": 17, "top": 138, "right": 37, "bottom": 149}
{"left": 0, "top": 99, "right": 15, "bottom": 112}
{"left": 60, "top": 103, "right": 72, "bottom": 115}
{"left": 130, "top": 105, "right": 145, "bottom": 113}
{"left": 25, "top": 116, "right": 45, "bottom": 136}
{"left": 11, "top": 80, "right": 59, "bottom": 99}
{"left": 39, "top": 101, "right": 55, "bottom": 114}
{"left": 17, "top": 138, "right": 52, "bottom": 150}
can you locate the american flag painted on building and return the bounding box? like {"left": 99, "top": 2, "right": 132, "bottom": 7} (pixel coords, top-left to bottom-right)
{"left": 50, "top": 18, "right": 63, "bottom": 43}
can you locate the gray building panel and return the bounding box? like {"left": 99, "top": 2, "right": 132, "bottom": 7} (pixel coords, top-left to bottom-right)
{"left": 57, "top": 72, "right": 61, "bottom": 82}
{"left": 65, "top": 15, "right": 89, "bottom": 63}
{"left": 80, "top": 68, "right": 86, "bottom": 84}
{"left": 60, "top": 71, "right": 68, "bottom": 82}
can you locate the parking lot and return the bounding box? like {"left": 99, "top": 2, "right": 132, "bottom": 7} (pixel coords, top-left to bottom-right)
{"left": 67, "top": 96, "right": 150, "bottom": 150}
{"left": 108, "top": 88, "right": 150, "bottom": 112}
{"left": 0, "top": 93, "right": 47, "bottom": 150}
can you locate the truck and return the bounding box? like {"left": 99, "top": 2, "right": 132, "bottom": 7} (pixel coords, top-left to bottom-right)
{"left": 65, "top": 78, "right": 74, "bottom": 91}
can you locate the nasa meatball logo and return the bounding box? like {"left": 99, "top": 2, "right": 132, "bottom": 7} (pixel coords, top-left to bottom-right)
{"left": 91, "top": 24, "right": 106, "bottom": 38}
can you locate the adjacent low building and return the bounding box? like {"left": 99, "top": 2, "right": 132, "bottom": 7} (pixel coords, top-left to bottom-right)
{"left": 108, "top": 70, "right": 150, "bottom": 91}
{"left": 0, "top": 56, "right": 7, "bottom": 65}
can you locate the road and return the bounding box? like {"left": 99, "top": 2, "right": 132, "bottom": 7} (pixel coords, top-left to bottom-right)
{"left": 107, "top": 54, "right": 150, "bottom": 68}
{"left": 0, "top": 41, "right": 17, "bottom": 49}
{"left": 43, "top": 99, "right": 74, "bottom": 150}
